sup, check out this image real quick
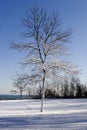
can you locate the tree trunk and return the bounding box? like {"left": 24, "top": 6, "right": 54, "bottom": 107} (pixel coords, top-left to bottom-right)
{"left": 41, "top": 71, "right": 45, "bottom": 112}
{"left": 20, "top": 90, "right": 22, "bottom": 99}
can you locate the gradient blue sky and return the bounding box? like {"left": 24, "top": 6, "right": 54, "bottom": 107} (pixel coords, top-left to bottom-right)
{"left": 0, "top": 0, "right": 87, "bottom": 94}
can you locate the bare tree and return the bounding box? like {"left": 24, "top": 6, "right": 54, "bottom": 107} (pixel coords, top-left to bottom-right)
{"left": 12, "top": 73, "right": 28, "bottom": 99}
{"left": 11, "top": 6, "right": 78, "bottom": 111}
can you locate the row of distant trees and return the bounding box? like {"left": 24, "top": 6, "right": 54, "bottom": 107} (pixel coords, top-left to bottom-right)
{"left": 11, "top": 74, "right": 87, "bottom": 99}
{"left": 30, "top": 76, "right": 87, "bottom": 99}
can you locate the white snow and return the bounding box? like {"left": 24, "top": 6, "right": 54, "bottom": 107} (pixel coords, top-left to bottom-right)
{"left": 0, "top": 99, "right": 87, "bottom": 129}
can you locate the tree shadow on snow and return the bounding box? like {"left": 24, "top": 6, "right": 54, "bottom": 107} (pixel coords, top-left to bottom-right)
{"left": 0, "top": 114, "right": 87, "bottom": 129}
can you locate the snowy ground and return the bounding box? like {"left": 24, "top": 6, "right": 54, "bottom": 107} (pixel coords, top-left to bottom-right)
{"left": 0, "top": 99, "right": 87, "bottom": 130}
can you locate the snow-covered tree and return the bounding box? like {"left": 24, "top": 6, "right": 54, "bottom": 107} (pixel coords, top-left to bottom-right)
{"left": 11, "top": 6, "right": 78, "bottom": 111}
{"left": 12, "top": 73, "right": 28, "bottom": 99}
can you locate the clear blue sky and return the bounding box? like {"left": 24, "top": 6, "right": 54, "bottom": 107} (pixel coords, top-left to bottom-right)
{"left": 0, "top": 0, "right": 87, "bottom": 94}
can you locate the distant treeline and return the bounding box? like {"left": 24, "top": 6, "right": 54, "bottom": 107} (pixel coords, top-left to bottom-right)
{"left": 29, "top": 77, "right": 87, "bottom": 99}
{"left": 10, "top": 76, "right": 87, "bottom": 99}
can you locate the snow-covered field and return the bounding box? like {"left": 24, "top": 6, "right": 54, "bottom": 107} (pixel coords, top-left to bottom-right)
{"left": 0, "top": 99, "right": 87, "bottom": 130}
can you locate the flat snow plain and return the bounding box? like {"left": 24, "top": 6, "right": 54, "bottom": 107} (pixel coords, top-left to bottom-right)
{"left": 0, "top": 99, "right": 87, "bottom": 130}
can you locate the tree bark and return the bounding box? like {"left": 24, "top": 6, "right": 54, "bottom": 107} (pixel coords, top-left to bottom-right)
{"left": 20, "top": 89, "right": 22, "bottom": 99}
{"left": 41, "top": 70, "right": 45, "bottom": 112}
